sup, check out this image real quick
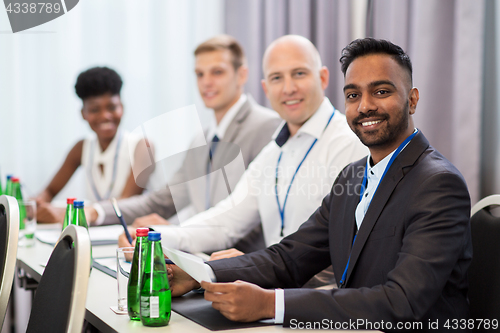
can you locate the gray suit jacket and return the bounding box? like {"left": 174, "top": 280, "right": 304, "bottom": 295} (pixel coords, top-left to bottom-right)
{"left": 100, "top": 97, "right": 281, "bottom": 251}
{"left": 209, "top": 132, "right": 472, "bottom": 330}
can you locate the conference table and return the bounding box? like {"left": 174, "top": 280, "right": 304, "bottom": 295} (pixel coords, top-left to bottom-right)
{"left": 16, "top": 224, "right": 377, "bottom": 332}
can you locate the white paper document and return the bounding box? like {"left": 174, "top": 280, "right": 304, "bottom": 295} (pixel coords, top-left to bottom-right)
{"left": 163, "top": 247, "right": 212, "bottom": 283}
{"left": 36, "top": 224, "right": 124, "bottom": 245}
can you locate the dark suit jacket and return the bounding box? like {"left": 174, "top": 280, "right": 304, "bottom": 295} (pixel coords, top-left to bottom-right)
{"left": 208, "top": 132, "right": 472, "bottom": 331}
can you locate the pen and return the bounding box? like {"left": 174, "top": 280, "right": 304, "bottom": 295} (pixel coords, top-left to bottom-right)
{"left": 111, "top": 198, "right": 134, "bottom": 245}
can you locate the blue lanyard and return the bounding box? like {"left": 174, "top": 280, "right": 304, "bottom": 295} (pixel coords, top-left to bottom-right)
{"left": 275, "top": 110, "right": 335, "bottom": 237}
{"left": 87, "top": 131, "right": 122, "bottom": 202}
{"left": 358, "top": 129, "right": 418, "bottom": 202}
{"left": 338, "top": 129, "right": 418, "bottom": 288}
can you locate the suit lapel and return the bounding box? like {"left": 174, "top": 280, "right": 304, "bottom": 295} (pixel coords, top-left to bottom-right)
{"left": 221, "top": 98, "right": 251, "bottom": 144}
{"left": 335, "top": 164, "right": 365, "bottom": 280}
{"left": 209, "top": 98, "right": 251, "bottom": 201}
{"left": 344, "top": 132, "right": 430, "bottom": 285}
{"left": 346, "top": 163, "right": 365, "bottom": 251}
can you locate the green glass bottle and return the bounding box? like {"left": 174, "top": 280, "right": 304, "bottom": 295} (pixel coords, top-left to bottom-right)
{"left": 62, "top": 198, "right": 76, "bottom": 231}
{"left": 128, "top": 228, "right": 150, "bottom": 320}
{"left": 72, "top": 201, "right": 89, "bottom": 228}
{"left": 140, "top": 232, "right": 171, "bottom": 327}
{"left": 11, "top": 178, "right": 25, "bottom": 230}
{"left": 5, "top": 175, "right": 13, "bottom": 196}
{"left": 72, "top": 201, "right": 93, "bottom": 270}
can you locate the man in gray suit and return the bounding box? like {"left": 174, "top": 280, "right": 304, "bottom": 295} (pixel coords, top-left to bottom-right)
{"left": 87, "top": 35, "right": 281, "bottom": 252}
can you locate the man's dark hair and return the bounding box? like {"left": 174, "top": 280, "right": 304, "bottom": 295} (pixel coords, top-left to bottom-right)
{"left": 340, "top": 38, "right": 412, "bottom": 84}
{"left": 74, "top": 66, "right": 123, "bottom": 100}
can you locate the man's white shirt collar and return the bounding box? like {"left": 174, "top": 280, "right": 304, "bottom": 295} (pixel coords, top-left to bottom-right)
{"left": 272, "top": 97, "right": 334, "bottom": 147}
{"left": 207, "top": 94, "right": 247, "bottom": 140}
{"left": 365, "top": 127, "right": 418, "bottom": 174}
{"left": 366, "top": 150, "right": 395, "bottom": 182}
{"left": 356, "top": 128, "right": 418, "bottom": 230}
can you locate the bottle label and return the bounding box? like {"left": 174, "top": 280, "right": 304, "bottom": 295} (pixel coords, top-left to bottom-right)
{"left": 150, "top": 296, "right": 159, "bottom": 318}
{"left": 140, "top": 296, "right": 149, "bottom": 317}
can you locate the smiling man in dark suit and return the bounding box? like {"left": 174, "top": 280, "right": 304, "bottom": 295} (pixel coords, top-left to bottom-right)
{"left": 169, "top": 38, "right": 472, "bottom": 331}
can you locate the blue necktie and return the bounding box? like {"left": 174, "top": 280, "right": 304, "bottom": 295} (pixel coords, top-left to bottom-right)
{"left": 209, "top": 135, "right": 220, "bottom": 161}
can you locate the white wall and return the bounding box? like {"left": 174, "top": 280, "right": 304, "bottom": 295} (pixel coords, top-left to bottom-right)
{"left": 0, "top": 0, "right": 224, "bottom": 202}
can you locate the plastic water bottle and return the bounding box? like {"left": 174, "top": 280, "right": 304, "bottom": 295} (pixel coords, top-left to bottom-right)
{"left": 140, "top": 232, "right": 171, "bottom": 327}
{"left": 128, "top": 228, "right": 150, "bottom": 320}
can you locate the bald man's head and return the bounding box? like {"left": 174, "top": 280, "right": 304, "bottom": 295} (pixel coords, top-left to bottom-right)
{"left": 260, "top": 35, "right": 329, "bottom": 136}
{"left": 262, "top": 35, "right": 322, "bottom": 75}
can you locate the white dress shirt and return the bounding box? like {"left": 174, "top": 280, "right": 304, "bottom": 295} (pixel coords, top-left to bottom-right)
{"left": 155, "top": 97, "right": 367, "bottom": 252}
{"left": 354, "top": 151, "right": 395, "bottom": 230}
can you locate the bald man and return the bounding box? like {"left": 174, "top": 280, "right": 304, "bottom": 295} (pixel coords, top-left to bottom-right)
{"left": 120, "top": 35, "right": 367, "bottom": 268}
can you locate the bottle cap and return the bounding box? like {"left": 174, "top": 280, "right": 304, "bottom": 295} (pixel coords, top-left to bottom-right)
{"left": 6, "top": 175, "right": 12, "bottom": 180}
{"left": 136, "top": 228, "right": 149, "bottom": 237}
{"left": 67, "top": 198, "right": 77, "bottom": 204}
{"left": 11, "top": 177, "right": 19, "bottom": 182}
{"left": 73, "top": 201, "right": 84, "bottom": 208}
{"left": 148, "top": 232, "right": 161, "bottom": 241}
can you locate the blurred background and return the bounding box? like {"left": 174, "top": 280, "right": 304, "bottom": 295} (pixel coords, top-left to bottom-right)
{"left": 0, "top": 0, "right": 498, "bottom": 207}
{"left": 0, "top": 0, "right": 500, "bottom": 203}
{"left": 0, "top": 1, "right": 498, "bottom": 331}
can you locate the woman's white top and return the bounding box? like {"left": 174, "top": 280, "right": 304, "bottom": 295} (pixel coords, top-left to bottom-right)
{"left": 81, "top": 130, "right": 141, "bottom": 202}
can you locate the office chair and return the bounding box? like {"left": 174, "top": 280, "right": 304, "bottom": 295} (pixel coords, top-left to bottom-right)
{"left": 468, "top": 194, "right": 500, "bottom": 322}
{"left": 0, "top": 195, "right": 19, "bottom": 329}
{"left": 26, "top": 225, "right": 91, "bottom": 333}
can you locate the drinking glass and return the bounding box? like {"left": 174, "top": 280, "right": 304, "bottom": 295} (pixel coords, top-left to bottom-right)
{"left": 18, "top": 200, "right": 36, "bottom": 247}
{"left": 116, "top": 247, "right": 134, "bottom": 311}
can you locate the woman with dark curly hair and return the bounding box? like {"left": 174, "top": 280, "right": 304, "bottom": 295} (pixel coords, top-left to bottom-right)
{"left": 35, "top": 66, "right": 152, "bottom": 223}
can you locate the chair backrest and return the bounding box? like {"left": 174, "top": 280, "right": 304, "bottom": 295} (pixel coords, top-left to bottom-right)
{"left": 468, "top": 194, "right": 500, "bottom": 321}
{"left": 26, "top": 225, "right": 91, "bottom": 333}
{"left": 0, "top": 195, "right": 19, "bottom": 329}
